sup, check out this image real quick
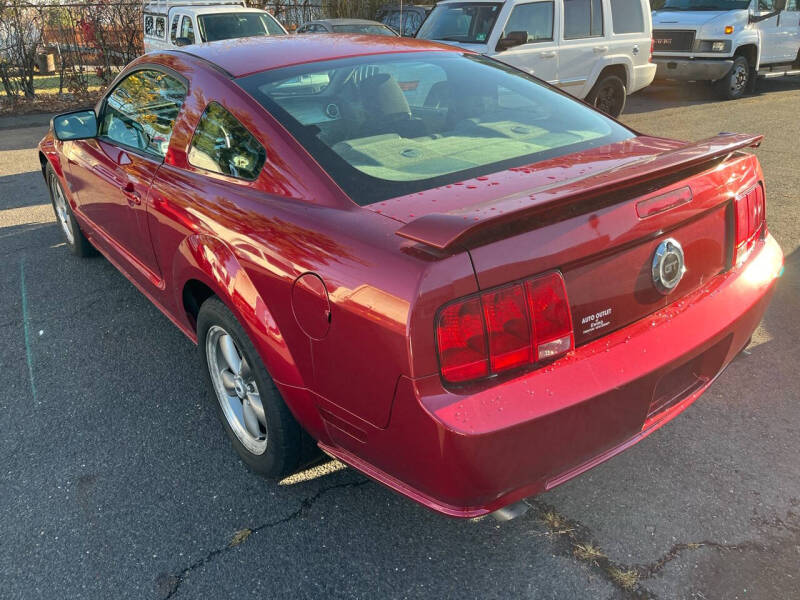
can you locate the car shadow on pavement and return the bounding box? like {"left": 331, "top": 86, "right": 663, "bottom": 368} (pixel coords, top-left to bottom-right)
{"left": 626, "top": 75, "right": 800, "bottom": 114}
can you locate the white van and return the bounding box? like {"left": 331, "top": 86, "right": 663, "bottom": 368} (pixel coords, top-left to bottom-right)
{"left": 652, "top": 0, "right": 800, "bottom": 99}
{"left": 416, "top": 0, "right": 657, "bottom": 116}
{"left": 143, "top": 0, "right": 287, "bottom": 53}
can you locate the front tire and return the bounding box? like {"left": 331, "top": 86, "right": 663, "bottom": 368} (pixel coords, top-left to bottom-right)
{"left": 46, "top": 163, "right": 94, "bottom": 257}
{"left": 586, "top": 74, "right": 627, "bottom": 117}
{"left": 198, "top": 297, "right": 305, "bottom": 478}
{"left": 714, "top": 56, "right": 750, "bottom": 100}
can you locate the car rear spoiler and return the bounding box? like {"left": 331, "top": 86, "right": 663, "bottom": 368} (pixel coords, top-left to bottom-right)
{"left": 395, "top": 133, "right": 763, "bottom": 250}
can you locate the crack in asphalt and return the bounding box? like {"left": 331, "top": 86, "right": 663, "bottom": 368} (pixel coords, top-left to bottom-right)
{"left": 157, "top": 478, "right": 370, "bottom": 600}
{"left": 523, "top": 499, "right": 798, "bottom": 599}
{"left": 634, "top": 539, "right": 767, "bottom": 580}
{"left": 523, "top": 498, "right": 653, "bottom": 598}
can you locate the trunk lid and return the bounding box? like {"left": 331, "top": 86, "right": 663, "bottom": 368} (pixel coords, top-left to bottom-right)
{"left": 378, "top": 134, "right": 762, "bottom": 346}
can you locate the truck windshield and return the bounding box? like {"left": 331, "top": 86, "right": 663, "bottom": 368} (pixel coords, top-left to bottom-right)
{"left": 660, "top": 0, "right": 751, "bottom": 10}
{"left": 416, "top": 2, "right": 503, "bottom": 44}
{"left": 237, "top": 52, "right": 633, "bottom": 205}
{"left": 198, "top": 12, "right": 285, "bottom": 42}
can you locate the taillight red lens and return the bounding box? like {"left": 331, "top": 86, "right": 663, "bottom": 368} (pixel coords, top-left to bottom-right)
{"left": 436, "top": 272, "right": 573, "bottom": 384}
{"left": 649, "top": 38, "right": 654, "bottom": 62}
{"left": 526, "top": 272, "right": 573, "bottom": 361}
{"left": 734, "top": 183, "right": 765, "bottom": 264}
{"left": 483, "top": 284, "right": 532, "bottom": 372}
{"left": 436, "top": 297, "right": 488, "bottom": 382}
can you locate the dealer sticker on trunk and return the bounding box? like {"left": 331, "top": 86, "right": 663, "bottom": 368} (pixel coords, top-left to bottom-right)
{"left": 580, "top": 308, "right": 613, "bottom": 335}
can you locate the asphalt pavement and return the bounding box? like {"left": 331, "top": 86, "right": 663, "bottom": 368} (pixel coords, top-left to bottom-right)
{"left": 1, "top": 76, "right": 799, "bottom": 600}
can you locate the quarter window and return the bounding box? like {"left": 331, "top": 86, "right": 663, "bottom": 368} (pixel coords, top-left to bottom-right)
{"left": 610, "top": 0, "right": 645, "bottom": 33}
{"left": 503, "top": 2, "right": 555, "bottom": 43}
{"left": 188, "top": 102, "right": 266, "bottom": 180}
{"left": 100, "top": 69, "right": 187, "bottom": 157}
{"left": 564, "top": 0, "right": 603, "bottom": 39}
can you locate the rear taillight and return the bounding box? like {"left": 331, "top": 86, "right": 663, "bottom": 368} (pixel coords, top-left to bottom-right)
{"left": 435, "top": 272, "right": 573, "bottom": 384}
{"left": 734, "top": 183, "right": 765, "bottom": 266}
{"left": 649, "top": 38, "right": 654, "bottom": 62}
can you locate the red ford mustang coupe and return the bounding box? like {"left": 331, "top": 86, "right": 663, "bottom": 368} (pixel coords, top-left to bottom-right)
{"left": 39, "top": 35, "right": 783, "bottom": 518}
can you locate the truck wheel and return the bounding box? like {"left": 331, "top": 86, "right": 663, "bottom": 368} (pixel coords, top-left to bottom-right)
{"left": 586, "top": 75, "right": 626, "bottom": 118}
{"left": 46, "top": 163, "right": 95, "bottom": 257}
{"left": 714, "top": 56, "right": 750, "bottom": 100}
{"left": 198, "top": 297, "right": 306, "bottom": 478}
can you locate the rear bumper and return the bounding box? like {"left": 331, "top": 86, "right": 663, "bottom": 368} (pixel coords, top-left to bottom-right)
{"left": 654, "top": 56, "right": 733, "bottom": 81}
{"left": 630, "top": 63, "right": 658, "bottom": 93}
{"left": 321, "top": 235, "right": 783, "bottom": 517}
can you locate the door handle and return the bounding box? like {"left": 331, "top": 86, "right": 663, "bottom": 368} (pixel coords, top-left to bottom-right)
{"left": 593, "top": 46, "right": 608, "bottom": 54}
{"left": 539, "top": 51, "right": 556, "bottom": 58}
{"left": 123, "top": 182, "right": 141, "bottom": 206}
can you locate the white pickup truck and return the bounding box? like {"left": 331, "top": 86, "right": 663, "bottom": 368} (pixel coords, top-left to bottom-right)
{"left": 143, "top": 0, "right": 287, "bottom": 53}
{"left": 652, "top": 0, "right": 800, "bottom": 99}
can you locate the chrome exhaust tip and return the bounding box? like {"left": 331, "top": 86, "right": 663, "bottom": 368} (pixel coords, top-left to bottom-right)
{"left": 490, "top": 500, "right": 530, "bottom": 522}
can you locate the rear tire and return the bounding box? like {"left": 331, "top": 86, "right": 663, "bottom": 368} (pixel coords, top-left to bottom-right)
{"left": 714, "top": 56, "right": 750, "bottom": 100}
{"left": 198, "top": 297, "right": 305, "bottom": 478}
{"left": 586, "top": 74, "right": 627, "bottom": 117}
{"left": 45, "top": 163, "right": 94, "bottom": 257}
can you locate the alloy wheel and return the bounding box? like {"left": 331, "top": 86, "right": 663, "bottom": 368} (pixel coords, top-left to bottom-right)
{"left": 51, "top": 176, "right": 74, "bottom": 245}
{"left": 595, "top": 84, "right": 620, "bottom": 115}
{"left": 205, "top": 325, "right": 268, "bottom": 454}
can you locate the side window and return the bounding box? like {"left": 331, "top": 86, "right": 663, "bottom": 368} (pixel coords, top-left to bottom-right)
{"left": 788, "top": 0, "right": 797, "bottom": 9}
{"left": 610, "top": 0, "right": 645, "bottom": 33}
{"left": 180, "top": 16, "right": 195, "bottom": 43}
{"left": 564, "top": 0, "right": 603, "bottom": 39}
{"left": 758, "top": 0, "right": 775, "bottom": 9}
{"left": 170, "top": 15, "right": 180, "bottom": 42}
{"left": 503, "top": 2, "right": 555, "bottom": 43}
{"left": 188, "top": 102, "right": 266, "bottom": 180}
{"left": 100, "top": 69, "right": 187, "bottom": 157}
{"left": 404, "top": 11, "right": 423, "bottom": 34}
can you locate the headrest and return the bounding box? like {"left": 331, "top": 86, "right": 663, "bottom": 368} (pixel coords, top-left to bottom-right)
{"left": 360, "top": 72, "right": 410, "bottom": 119}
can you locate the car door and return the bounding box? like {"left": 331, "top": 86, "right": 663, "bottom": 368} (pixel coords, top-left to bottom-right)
{"left": 557, "top": 0, "right": 606, "bottom": 97}
{"left": 66, "top": 68, "right": 187, "bottom": 285}
{"left": 493, "top": 1, "right": 559, "bottom": 83}
{"left": 755, "top": 0, "right": 784, "bottom": 63}
{"left": 780, "top": 0, "right": 800, "bottom": 60}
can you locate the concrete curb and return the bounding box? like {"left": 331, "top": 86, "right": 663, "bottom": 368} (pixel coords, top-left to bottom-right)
{"left": 0, "top": 113, "right": 55, "bottom": 131}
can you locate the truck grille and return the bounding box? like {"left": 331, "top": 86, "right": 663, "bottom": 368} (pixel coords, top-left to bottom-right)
{"left": 653, "top": 30, "right": 695, "bottom": 53}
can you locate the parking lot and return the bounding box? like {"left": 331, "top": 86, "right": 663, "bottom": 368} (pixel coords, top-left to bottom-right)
{"left": 1, "top": 77, "right": 798, "bottom": 599}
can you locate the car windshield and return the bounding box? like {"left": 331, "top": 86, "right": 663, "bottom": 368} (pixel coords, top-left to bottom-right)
{"left": 332, "top": 24, "right": 397, "bottom": 36}
{"left": 416, "top": 2, "right": 503, "bottom": 44}
{"left": 198, "top": 12, "right": 284, "bottom": 42}
{"left": 237, "top": 52, "right": 633, "bottom": 205}
{"left": 659, "top": 0, "right": 751, "bottom": 10}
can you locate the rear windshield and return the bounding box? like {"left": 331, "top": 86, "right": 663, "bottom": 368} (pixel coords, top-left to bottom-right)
{"left": 237, "top": 52, "right": 633, "bottom": 205}
{"left": 417, "top": 2, "right": 503, "bottom": 44}
{"left": 331, "top": 24, "right": 397, "bottom": 36}
{"left": 198, "top": 12, "right": 284, "bottom": 42}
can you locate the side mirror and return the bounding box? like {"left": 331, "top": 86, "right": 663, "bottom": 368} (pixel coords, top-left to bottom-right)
{"left": 774, "top": 0, "right": 787, "bottom": 10}
{"left": 52, "top": 109, "right": 97, "bottom": 141}
{"left": 175, "top": 36, "right": 193, "bottom": 47}
{"left": 496, "top": 31, "right": 528, "bottom": 51}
